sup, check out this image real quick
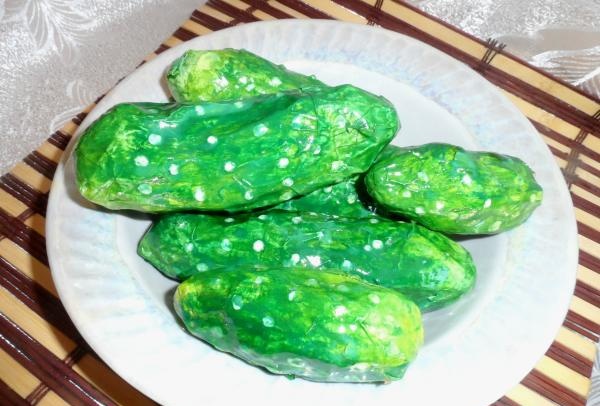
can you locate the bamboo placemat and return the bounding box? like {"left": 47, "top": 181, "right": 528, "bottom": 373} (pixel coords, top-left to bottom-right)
{"left": 1, "top": 1, "right": 599, "bottom": 405}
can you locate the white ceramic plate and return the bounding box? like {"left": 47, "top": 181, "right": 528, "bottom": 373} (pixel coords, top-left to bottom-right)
{"left": 47, "top": 20, "right": 577, "bottom": 406}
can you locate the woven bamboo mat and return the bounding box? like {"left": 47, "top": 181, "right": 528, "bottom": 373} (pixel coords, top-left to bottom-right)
{"left": 1, "top": 1, "right": 599, "bottom": 405}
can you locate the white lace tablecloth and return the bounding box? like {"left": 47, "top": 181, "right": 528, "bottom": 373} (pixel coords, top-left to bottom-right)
{"left": 1, "top": 1, "right": 598, "bottom": 404}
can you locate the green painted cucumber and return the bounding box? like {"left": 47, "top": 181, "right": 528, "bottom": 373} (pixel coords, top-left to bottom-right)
{"left": 166, "top": 49, "right": 399, "bottom": 219}
{"left": 275, "top": 176, "right": 376, "bottom": 218}
{"left": 175, "top": 268, "right": 423, "bottom": 382}
{"left": 75, "top": 85, "right": 398, "bottom": 212}
{"left": 139, "top": 211, "right": 476, "bottom": 311}
{"left": 167, "top": 49, "right": 323, "bottom": 103}
{"left": 276, "top": 145, "right": 401, "bottom": 218}
{"left": 365, "top": 143, "right": 543, "bottom": 234}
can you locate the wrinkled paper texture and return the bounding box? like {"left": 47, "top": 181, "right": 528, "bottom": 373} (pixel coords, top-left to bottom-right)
{"left": 0, "top": 0, "right": 598, "bottom": 402}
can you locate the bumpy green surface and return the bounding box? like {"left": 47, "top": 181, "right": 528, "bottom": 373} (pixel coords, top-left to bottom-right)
{"left": 75, "top": 85, "right": 398, "bottom": 212}
{"left": 175, "top": 268, "right": 423, "bottom": 382}
{"left": 276, "top": 176, "right": 375, "bottom": 218}
{"left": 139, "top": 211, "right": 476, "bottom": 311}
{"left": 167, "top": 49, "right": 323, "bottom": 103}
{"left": 365, "top": 143, "right": 543, "bottom": 234}
{"left": 276, "top": 145, "right": 401, "bottom": 218}
{"left": 166, "top": 49, "right": 398, "bottom": 219}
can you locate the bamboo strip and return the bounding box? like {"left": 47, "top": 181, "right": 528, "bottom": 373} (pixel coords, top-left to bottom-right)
{"left": 0, "top": 189, "right": 28, "bottom": 217}
{"left": 578, "top": 265, "right": 600, "bottom": 292}
{"left": 535, "top": 356, "right": 590, "bottom": 398}
{"left": 505, "top": 384, "right": 557, "bottom": 406}
{"left": 163, "top": 36, "right": 182, "bottom": 48}
{"left": 36, "top": 142, "right": 64, "bottom": 164}
{"left": 0, "top": 239, "right": 56, "bottom": 297}
{"left": 0, "top": 347, "right": 41, "bottom": 397}
{"left": 266, "top": 1, "right": 310, "bottom": 18}
{"left": 0, "top": 286, "right": 75, "bottom": 358}
{"left": 303, "top": 0, "right": 367, "bottom": 23}
{"left": 37, "top": 391, "right": 70, "bottom": 406}
{"left": 573, "top": 184, "right": 600, "bottom": 207}
{"left": 570, "top": 295, "right": 600, "bottom": 325}
{"left": 556, "top": 327, "right": 597, "bottom": 363}
{"left": 10, "top": 163, "right": 52, "bottom": 194}
{"left": 580, "top": 236, "right": 600, "bottom": 262}
{"left": 202, "top": 5, "right": 237, "bottom": 23}
{"left": 576, "top": 208, "right": 600, "bottom": 234}
{"left": 182, "top": 19, "right": 213, "bottom": 36}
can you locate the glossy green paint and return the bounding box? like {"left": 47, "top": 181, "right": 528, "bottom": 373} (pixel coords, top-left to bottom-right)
{"left": 75, "top": 85, "right": 398, "bottom": 212}
{"left": 167, "top": 49, "right": 323, "bottom": 102}
{"left": 275, "top": 176, "right": 375, "bottom": 218}
{"left": 365, "top": 143, "right": 543, "bottom": 234}
{"left": 276, "top": 145, "right": 401, "bottom": 218}
{"left": 139, "top": 211, "right": 476, "bottom": 311}
{"left": 175, "top": 268, "right": 423, "bottom": 382}
{"left": 166, "top": 49, "right": 401, "bottom": 218}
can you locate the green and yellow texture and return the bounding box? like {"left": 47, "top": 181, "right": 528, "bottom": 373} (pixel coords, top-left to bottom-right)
{"left": 167, "top": 49, "right": 323, "bottom": 102}
{"left": 276, "top": 145, "right": 401, "bottom": 218}
{"left": 175, "top": 268, "right": 423, "bottom": 382}
{"left": 276, "top": 176, "right": 376, "bottom": 218}
{"left": 139, "top": 211, "right": 476, "bottom": 311}
{"left": 165, "top": 49, "right": 399, "bottom": 219}
{"left": 75, "top": 84, "right": 398, "bottom": 212}
{"left": 366, "top": 143, "right": 543, "bottom": 234}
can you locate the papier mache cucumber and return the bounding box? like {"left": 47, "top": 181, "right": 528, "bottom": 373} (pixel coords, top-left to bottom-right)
{"left": 175, "top": 268, "right": 423, "bottom": 382}
{"left": 74, "top": 84, "right": 398, "bottom": 212}
{"left": 140, "top": 211, "right": 475, "bottom": 311}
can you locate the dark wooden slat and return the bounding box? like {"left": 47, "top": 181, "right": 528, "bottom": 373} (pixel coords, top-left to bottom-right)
{"left": 490, "top": 396, "right": 520, "bottom": 406}
{"left": 0, "top": 173, "right": 48, "bottom": 215}
{"left": 27, "top": 383, "right": 50, "bottom": 405}
{"left": 572, "top": 194, "right": 600, "bottom": 220}
{"left": 0, "top": 207, "right": 48, "bottom": 266}
{"left": 155, "top": 44, "right": 170, "bottom": 55}
{"left": 547, "top": 144, "right": 568, "bottom": 164}
{"left": 241, "top": 0, "right": 294, "bottom": 19}
{"left": 546, "top": 341, "right": 593, "bottom": 378}
{"left": 191, "top": 9, "right": 233, "bottom": 31}
{"left": 208, "top": 0, "right": 259, "bottom": 23}
{"left": 173, "top": 27, "right": 198, "bottom": 41}
{"left": 23, "top": 152, "right": 57, "bottom": 180}
{"left": 0, "top": 257, "right": 82, "bottom": 344}
{"left": 580, "top": 250, "right": 600, "bottom": 275}
{"left": 71, "top": 112, "right": 88, "bottom": 126}
{"left": 27, "top": 348, "right": 92, "bottom": 406}
{"left": 564, "top": 318, "right": 598, "bottom": 342}
{"left": 567, "top": 310, "right": 600, "bottom": 337}
{"left": 573, "top": 175, "right": 600, "bottom": 198}
{"left": 564, "top": 150, "right": 600, "bottom": 190}
{"left": 0, "top": 312, "right": 116, "bottom": 406}
{"left": 276, "top": 0, "right": 333, "bottom": 19}
{"left": 575, "top": 279, "right": 600, "bottom": 308}
{"left": 47, "top": 131, "right": 71, "bottom": 150}
{"left": 576, "top": 161, "right": 600, "bottom": 187}
{"left": 0, "top": 379, "right": 30, "bottom": 406}
{"left": 16, "top": 209, "right": 35, "bottom": 223}
{"left": 578, "top": 222, "right": 600, "bottom": 248}
{"left": 522, "top": 369, "right": 587, "bottom": 406}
